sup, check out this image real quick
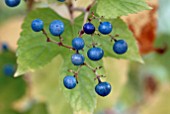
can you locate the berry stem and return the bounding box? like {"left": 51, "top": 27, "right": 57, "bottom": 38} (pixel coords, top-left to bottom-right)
{"left": 83, "top": 0, "right": 96, "bottom": 23}
{"left": 88, "top": 12, "right": 103, "bottom": 23}
{"left": 67, "top": 2, "right": 74, "bottom": 24}
{"left": 72, "top": 65, "right": 84, "bottom": 84}
{"left": 79, "top": 30, "right": 85, "bottom": 37}
{"left": 109, "top": 34, "right": 118, "bottom": 42}
{"left": 78, "top": 0, "right": 96, "bottom": 32}
{"left": 71, "top": 7, "right": 86, "bottom": 12}
{"left": 68, "top": 62, "right": 104, "bottom": 83}
{"left": 96, "top": 75, "right": 102, "bottom": 83}
{"left": 42, "top": 29, "right": 51, "bottom": 42}
{"left": 58, "top": 36, "right": 75, "bottom": 50}
{"left": 25, "top": 0, "right": 35, "bottom": 11}
{"left": 83, "top": 62, "right": 103, "bottom": 82}
{"left": 42, "top": 29, "right": 75, "bottom": 51}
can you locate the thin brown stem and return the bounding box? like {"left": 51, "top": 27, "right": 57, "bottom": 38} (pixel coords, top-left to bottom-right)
{"left": 71, "top": 7, "right": 86, "bottom": 12}
{"left": 78, "top": 0, "right": 97, "bottom": 36}
{"left": 71, "top": 65, "right": 84, "bottom": 84}
{"left": 83, "top": 0, "right": 96, "bottom": 24}
{"left": 25, "top": 0, "right": 35, "bottom": 11}
{"left": 42, "top": 29, "right": 75, "bottom": 51}
{"left": 58, "top": 36, "right": 75, "bottom": 50}
{"left": 42, "top": 29, "right": 51, "bottom": 42}
{"left": 88, "top": 12, "right": 104, "bottom": 23}
{"left": 68, "top": 62, "right": 103, "bottom": 83}
{"left": 67, "top": 2, "right": 74, "bottom": 24}
{"left": 83, "top": 62, "right": 103, "bottom": 83}
{"left": 109, "top": 34, "right": 118, "bottom": 42}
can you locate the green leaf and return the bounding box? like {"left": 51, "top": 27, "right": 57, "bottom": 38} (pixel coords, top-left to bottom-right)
{"left": 0, "top": 76, "right": 26, "bottom": 105}
{"left": 0, "top": 108, "right": 20, "bottom": 114}
{"left": 15, "top": 7, "right": 143, "bottom": 113}
{"left": 0, "top": 51, "right": 26, "bottom": 113}
{"left": 96, "top": 0, "right": 151, "bottom": 19}
{"left": 15, "top": 8, "right": 72, "bottom": 76}
{"left": 95, "top": 58, "right": 128, "bottom": 112}
{"left": 73, "top": 111, "right": 92, "bottom": 114}
{"left": 24, "top": 103, "right": 48, "bottom": 114}
{"left": 31, "top": 56, "right": 73, "bottom": 114}
{"left": 60, "top": 53, "right": 103, "bottom": 112}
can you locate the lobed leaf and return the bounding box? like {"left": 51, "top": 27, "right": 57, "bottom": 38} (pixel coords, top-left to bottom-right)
{"left": 96, "top": 0, "right": 151, "bottom": 19}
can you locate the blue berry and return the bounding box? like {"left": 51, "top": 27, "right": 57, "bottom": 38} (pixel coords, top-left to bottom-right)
{"left": 72, "top": 37, "right": 85, "bottom": 50}
{"left": 87, "top": 47, "right": 104, "bottom": 61}
{"left": 98, "top": 22, "right": 112, "bottom": 35}
{"left": 49, "top": 20, "right": 64, "bottom": 36}
{"left": 1, "top": 43, "right": 8, "bottom": 51}
{"left": 63, "top": 76, "right": 76, "bottom": 89}
{"left": 83, "top": 22, "right": 95, "bottom": 34}
{"left": 113, "top": 40, "right": 128, "bottom": 54}
{"left": 31, "top": 19, "right": 44, "bottom": 32}
{"left": 3, "top": 64, "right": 15, "bottom": 76}
{"left": 71, "top": 54, "right": 85, "bottom": 66}
{"left": 5, "top": 0, "right": 21, "bottom": 7}
{"left": 95, "top": 82, "right": 111, "bottom": 97}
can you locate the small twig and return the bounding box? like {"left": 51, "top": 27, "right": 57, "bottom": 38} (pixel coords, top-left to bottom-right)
{"left": 66, "top": 1, "right": 74, "bottom": 24}
{"left": 71, "top": 7, "right": 86, "bottom": 12}
{"left": 68, "top": 65, "right": 83, "bottom": 76}
{"left": 109, "top": 34, "right": 118, "bottom": 42}
{"left": 82, "top": 0, "right": 96, "bottom": 27}
{"left": 88, "top": 12, "right": 104, "bottom": 22}
{"left": 83, "top": 62, "right": 103, "bottom": 83}
{"left": 77, "top": 0, "right": 97, "bottom": 37}
{"left": 68, "top": 62, "right": 104, "bottom": 83}
{"left": 42, "top": 29, "right": 51, "bottom": 42}
{"left": 25, "top": 0, "right": 35, "bottom": 11}
{"left": 42, "top": 29, "right": 75, "bottom": 51}
{"left": 79, "top": 30, "right": 85, "bottom": 37}
{"left": 68, "top": 65, "right": 83, "bottom": 84}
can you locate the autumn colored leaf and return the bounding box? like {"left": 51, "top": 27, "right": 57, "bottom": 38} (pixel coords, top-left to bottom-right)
{"left": 125, "top": 4, "right": 167, "bottom": 55}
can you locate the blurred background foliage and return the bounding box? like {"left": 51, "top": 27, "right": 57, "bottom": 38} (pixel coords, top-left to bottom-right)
{"left": 0, "top": 0, "right": 170, "bottom": 114}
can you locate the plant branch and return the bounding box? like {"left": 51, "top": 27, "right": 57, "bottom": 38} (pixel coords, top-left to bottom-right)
{"left": 68, "top": 62, "right": 104, "bottom": 83}
{"left": 71, "top": 7, "right": 86, "bottom": 12}
{"left": 76, "top": 0, "right": 97, "bottom": 37}
{"left": 109, "top": 34, "right": 119, "bottom": 42}
{"left": 88, "top": 12, "right": 104, "bottom": 22}
{"left": 83, "top": 0, "right": 96, "bottom": 25}
{"left": 25, "top": 0, "right": 35, "bottom": 11}
{"left": 42, "top": 29, "right": 75, "bottom": 51}
{"left": 66, "top": 2, "right": 74, "bottom": 24}
{"left": 83, "top": 62, "right": 103, "bottom": 83}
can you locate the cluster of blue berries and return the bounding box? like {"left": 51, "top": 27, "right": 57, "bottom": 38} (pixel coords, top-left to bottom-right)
{"left": 31, "top": 18, "right": 128, "bottom": 97}
{"left": 84, "top": 22, "right": 128, "bottom": 55}
{"left": 5, "top": 0, "right": 127, "bottom": 97}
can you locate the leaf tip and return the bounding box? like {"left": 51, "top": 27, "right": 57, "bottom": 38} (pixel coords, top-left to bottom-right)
{"left": 14, "top": 68, "right": 25, "bottom": 77}
{"left": 138, "top": 58, "right": 145, "bottom": 64}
